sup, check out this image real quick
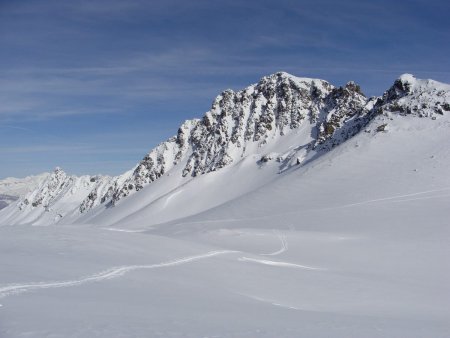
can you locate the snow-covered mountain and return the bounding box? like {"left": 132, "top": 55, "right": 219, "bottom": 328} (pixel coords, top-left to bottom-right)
{"left": 0, "top": 168, "right": 111, "bottom": 225}
{"left": 1, "top": 72, "right": 449, "bottom": 226}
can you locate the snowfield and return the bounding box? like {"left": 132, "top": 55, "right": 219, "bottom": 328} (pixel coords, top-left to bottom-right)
{"left": 0, "top": 73, "right": 449, "bottom": 337}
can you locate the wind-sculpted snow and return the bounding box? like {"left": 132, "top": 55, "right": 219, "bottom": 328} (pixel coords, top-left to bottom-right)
{"left": 1, "top": 72, "right": 449, "bottom": 226}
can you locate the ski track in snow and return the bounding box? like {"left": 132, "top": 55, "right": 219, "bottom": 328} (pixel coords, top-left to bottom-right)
{"left": 261, "top": 230, "right": 288, "bottom": 256}
{"left": 238, "top": 257, "right": 321, "bottom": 270}
{"left": 0, "top": 250, "right": 237, "bottom": 300}
{"left": 163, "top": 189, "right": 183, "bottom": 208}
{"left": 0, "top": 239, "right": 323, "bottom": 301}
{"left": 240, "top": 293, "right": 301, "bottom": 311}
{"left": 389, "top": 193, "right": 450, "bottom": 204}
{"left": 101, "top": 227, "right": 147, "bottom": 233}
{"left": 330, "top": 187, "right": 450, "bottom": 209}
{"left": 169, "top": 187, "right": 450, "bottom": 227}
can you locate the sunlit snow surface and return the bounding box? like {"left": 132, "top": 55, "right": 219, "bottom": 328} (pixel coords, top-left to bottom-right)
{"left": 1, "top": 115, "right": 449, "bottom": 337}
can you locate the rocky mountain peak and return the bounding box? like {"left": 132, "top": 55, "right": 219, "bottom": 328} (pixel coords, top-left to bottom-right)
{"left": 97, "top": 73, "right": 338, "bottom": 206}
{"left": 377, "top": 74, "right": 450, "bottom": 118}
{"left": 384, "top": 74, "right": 415, "bottom": 102}
{"left": 19, "top": 167, "right": 70, "bottom": 209}
{"left": 344, "top": 81, "right": 364, "bottom": 96}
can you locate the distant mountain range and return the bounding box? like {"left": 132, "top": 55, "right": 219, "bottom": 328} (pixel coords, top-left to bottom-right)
{"left": 0, "top": 173, "right": 48, "bottom": 210}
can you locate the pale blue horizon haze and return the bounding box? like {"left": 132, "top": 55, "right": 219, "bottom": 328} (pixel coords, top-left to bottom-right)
{"left": 1, "top": 0, "right": 449, "bottom": 178}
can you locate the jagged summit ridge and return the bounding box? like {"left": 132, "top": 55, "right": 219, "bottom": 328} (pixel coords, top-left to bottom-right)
{"left": 17, "top": 167, "right": 111, "bottom": 221}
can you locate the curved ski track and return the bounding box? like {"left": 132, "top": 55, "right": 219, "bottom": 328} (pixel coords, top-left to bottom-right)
{"left": 0, "top": 250, "right": 237, "bottom": 299}
{"left": 261, "top": 230, "right": 288, "bottom": 256}
{"left": 238, "top": 257, "right": 320, "bottom": 270}
{"left": 0, "top": 229, "right": 324, "bottom": 301}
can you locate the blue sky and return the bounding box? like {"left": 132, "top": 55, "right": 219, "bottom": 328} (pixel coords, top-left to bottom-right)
{"left": 1, "top": 0, "right": 449, "bottom": 178}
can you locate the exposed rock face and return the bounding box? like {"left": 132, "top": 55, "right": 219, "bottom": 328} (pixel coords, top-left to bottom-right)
{"left": 18, "top": 167, "right": 111, "bottom": 216}
{"left": 316, "top": 81, "right": 370, "bottom": 148}
{"left": 182, "top": 73, "right": 332, "bottom": 177}
{"left": 19, "top": 167, "right": 71, "bottom": 210}
{"left": 7, "top": 72, "right": 449, "bottom": 220}
{"left": 109, "top": 119, "right": 198, "bottom": 203}
{"left": 374, "top": 74, "right": 450, "bottom": 117}
{"left": 78, "top": 175, "right": 114, "bottom": 213}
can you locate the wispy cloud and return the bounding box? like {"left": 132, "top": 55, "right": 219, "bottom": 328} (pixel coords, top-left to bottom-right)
{"left": 0, "top": 145, "right": 91, "bottom": 154}
{"left": 0, "top": 144, "right": 150, "bottom": 155}
{"left": 0, "top": 125, "right": 33, "bottom": 132}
